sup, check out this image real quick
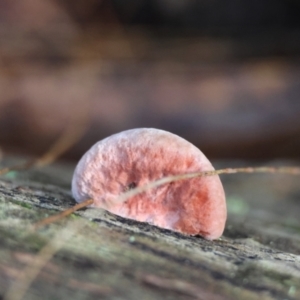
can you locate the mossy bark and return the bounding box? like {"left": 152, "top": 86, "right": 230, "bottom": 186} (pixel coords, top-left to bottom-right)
{"left": 0, "top": 158, "right": 299, "bottom": 300}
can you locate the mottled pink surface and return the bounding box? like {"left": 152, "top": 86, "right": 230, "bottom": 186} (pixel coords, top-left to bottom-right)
{"left": 72, "top": 128, "right": 226, "bottom": 240}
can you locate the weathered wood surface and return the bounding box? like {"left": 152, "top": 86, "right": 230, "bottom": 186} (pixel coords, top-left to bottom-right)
{"left": 0, "top": 157, "right": 300, "bottom": 300}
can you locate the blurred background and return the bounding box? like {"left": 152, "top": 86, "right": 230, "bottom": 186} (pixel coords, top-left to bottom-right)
{"left": 0, "top": 0, "right": 300, "bottom": 161}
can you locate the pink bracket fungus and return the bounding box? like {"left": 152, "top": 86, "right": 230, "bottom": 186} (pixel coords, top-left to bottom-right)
{"left": 72, "top": 128, "right": 227, "bottom": 240}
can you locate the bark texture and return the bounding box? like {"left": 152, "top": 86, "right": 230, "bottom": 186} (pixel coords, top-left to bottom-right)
{"left": 0, "top": 157, "right": 300, "bottom": 300}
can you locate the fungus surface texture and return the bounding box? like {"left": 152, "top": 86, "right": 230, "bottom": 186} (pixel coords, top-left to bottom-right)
{"left": 72, "top": 128, "right": 226, "bottom": 240}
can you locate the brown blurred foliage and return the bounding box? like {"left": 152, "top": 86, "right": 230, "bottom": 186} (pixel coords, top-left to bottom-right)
{"left": 0, "top": 0, "right": 300, "bottom": 160}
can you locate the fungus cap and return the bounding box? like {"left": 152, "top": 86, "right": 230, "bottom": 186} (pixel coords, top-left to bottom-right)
{"left": 72, "top": 128, "right": 226, "bottom": 240}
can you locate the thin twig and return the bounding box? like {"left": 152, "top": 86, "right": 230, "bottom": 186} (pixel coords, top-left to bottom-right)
{"left": 114, "top": 166, "right": 300, "bottom": 204}
{"left": 33, "top": 166, "right": 300, "bottom": 229}
{"left": 33, "top": 198, "right": 94, "bottom": 230}
{"left": 0, "top": 99, "right": 90, "bottom": 176}
{"left": 0, "top": 160, "right": 37, "bottom": 176}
